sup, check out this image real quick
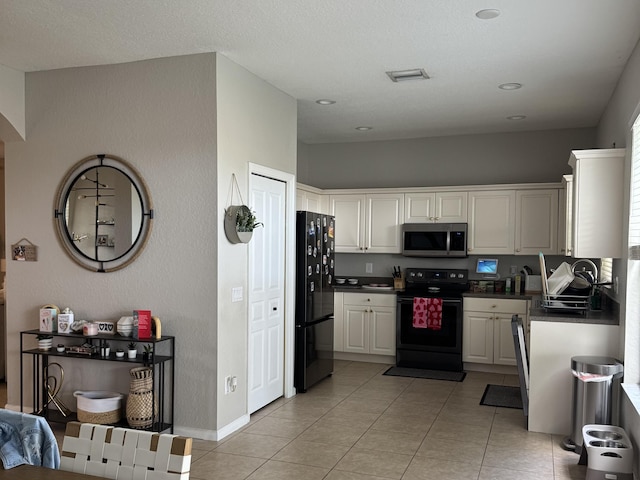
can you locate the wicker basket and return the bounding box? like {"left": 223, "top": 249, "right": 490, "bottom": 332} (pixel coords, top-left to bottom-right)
{"left": 77, "top": 408, "right": 120, "bottom": 425}
{"left": 74, "top": 391, "right": 123, "bottom": 425}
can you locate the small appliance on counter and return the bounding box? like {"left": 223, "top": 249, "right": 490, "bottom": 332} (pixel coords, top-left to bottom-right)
{"left": 294, "top": 211, "right": 336, "bottom": 392}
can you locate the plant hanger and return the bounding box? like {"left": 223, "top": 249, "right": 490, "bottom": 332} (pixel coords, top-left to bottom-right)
{"left": 224, "top": 174, "right": 262, "bottom": 244}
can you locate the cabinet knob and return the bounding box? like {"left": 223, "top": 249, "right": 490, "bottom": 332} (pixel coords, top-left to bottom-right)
{"left": 516, "top": 248, "right": 521, "bottom": 252}
{"left": 492, "top": 305, "right": 497, "bottom": 309}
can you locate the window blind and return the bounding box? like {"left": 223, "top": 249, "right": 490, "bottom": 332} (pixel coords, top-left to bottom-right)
{"left": 629, "top": 117, "right": 640, "bottom": 255}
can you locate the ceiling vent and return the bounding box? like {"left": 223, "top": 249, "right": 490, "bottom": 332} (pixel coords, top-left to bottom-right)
{"left": 386, "top": 68, "right": 430, "bottom": 83}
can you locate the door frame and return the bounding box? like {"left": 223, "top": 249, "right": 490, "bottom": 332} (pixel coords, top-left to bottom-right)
{"left": 248, "top": 162, "right": 296, "bottom": 401}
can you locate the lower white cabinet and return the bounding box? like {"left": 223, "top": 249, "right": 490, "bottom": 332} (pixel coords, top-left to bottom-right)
{"left": 463, "top": 297, "right": 529, "bottom": 366}
{"left": 336, "top": 292, "right": 396, "bottom": 356}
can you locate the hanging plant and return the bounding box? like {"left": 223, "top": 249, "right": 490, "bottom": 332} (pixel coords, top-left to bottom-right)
{"left": 236, "top": 207, "right": 263, "bottom": 232}
{"left": 224, "top": 205, "right": 264, "bottom": 244}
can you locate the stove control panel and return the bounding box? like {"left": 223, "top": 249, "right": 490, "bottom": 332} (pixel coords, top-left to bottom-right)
{"left": 405, "top": 268, "right": 468, "bottom": 284}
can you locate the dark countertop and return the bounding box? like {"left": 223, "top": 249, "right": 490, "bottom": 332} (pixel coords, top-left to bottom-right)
{"left": 334, "top": 285, "right": 398, "bottom": 294}
{"left": 529, "top": 307, "right": 619, "bottom": 325}
{"left": 463, "top": 291, "right": 535, "bottom": 300}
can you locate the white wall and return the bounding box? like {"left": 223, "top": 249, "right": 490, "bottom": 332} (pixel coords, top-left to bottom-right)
{"left": 3, "top": 52, "right": 296, "bottom": 439}
{"left": 0, "top": 64, "right": 25, "bottom": 141}
{"left": 595, "top": 36, "right": 640, "bottom": 478}
{"left": 214, "top": 54, "right": 296, "bottom": 431}
{"left": 298, "top": 128, "right": 595, "bottom": 189}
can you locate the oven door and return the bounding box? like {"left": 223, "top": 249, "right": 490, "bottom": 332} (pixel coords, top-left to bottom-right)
{"left": 396, "top": 295, "right": 462, "bottom": 352}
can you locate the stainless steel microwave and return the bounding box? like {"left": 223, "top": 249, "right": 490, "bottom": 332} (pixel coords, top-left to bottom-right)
{"left": 402, "top": 223, "right": 468, "bottom": 257}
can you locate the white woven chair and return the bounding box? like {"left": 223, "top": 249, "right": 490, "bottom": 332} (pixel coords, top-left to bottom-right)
{"left": 60, "top": 421, "right": 191, "bottom": 480}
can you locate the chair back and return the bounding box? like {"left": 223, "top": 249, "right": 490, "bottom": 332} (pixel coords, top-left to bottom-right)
{"left": 60, "top": 421, "right": 191, "bottom": 479}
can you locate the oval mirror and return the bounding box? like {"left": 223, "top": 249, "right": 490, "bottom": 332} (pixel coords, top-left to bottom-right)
{"left": 54, "top": 154, "right": 153, "bottom": 272}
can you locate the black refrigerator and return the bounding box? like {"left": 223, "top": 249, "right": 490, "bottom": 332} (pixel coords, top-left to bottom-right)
{"left": 294, "top": 211, "right": 335, "bottom": 392}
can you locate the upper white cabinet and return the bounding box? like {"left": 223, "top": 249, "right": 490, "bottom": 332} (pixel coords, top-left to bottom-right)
{"left": 296, "top": 184, "right": 328, "bottom": 214}
{"left": 569, "top": 149, "right": 625, "bottom": 258}
{"left": 330, "top": 193, "right": 404, "bottom": 253}
{"left": 515, "top": 189, "right": 558, "bottom": 255}
{"left": 467, "top": 190, "right": 516, "bottom": 255}
{"left": 404, "top": 191, "right": 468, "bottom": 223}
{"left": 558, "top": 175, "right": 573, "bottom": 256}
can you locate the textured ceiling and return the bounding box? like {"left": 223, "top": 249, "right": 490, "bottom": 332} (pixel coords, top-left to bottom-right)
{"left": 1, "top": 0, "right": 639, "bottom": 144}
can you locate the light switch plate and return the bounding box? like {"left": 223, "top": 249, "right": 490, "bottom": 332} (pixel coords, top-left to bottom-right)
{"left": 232, "top": 286, "right": 243, "bottom": 302}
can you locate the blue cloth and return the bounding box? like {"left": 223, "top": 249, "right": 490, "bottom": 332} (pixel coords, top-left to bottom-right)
{"left": 0, "top": 409, "right": 60, "bottom": 469}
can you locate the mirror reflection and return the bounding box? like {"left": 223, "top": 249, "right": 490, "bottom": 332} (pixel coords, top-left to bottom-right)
{"left": 55, "top": 154, "right": 153, "bottom": 272}
{"left": 65, "top": 166, "right": 141, "bottom": 261}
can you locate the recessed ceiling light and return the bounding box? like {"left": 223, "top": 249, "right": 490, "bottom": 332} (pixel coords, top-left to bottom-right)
{"left": 316, "top": 99, "right": 336, "bottom": 105}
{"left": 386, "top": 69, "right": 430, "bottom": 82}
{"left": 356, "top": 126, "right": 372, "bottom": 131}
{"left": 499, "top": 83, "right": 522, "bottom": 90}
{"left": 476, "top": 9, "right": 501, "bottom": 20}
{"left": 507, "top": 115, "right": 527, "bottom": 121}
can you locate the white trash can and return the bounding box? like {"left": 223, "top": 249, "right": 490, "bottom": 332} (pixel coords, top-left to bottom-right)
{"left": 582, "top": 424, "right": 633, "bottom": 480}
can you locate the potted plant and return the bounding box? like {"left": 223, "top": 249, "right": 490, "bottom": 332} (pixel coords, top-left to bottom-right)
{"left": 224, "top": 205, "right": 263, "bottom": 244}
{"left": 115, "top": 348, "right": 125, "bottom": 358}
{"left": 142, "top": 344, "right": 153, "bottom": 365}
{"left": 127, "top": 342, "right": 137, "bottom": 359}
{"left": 36, "top": 334, "right": 53, "bottom": 351}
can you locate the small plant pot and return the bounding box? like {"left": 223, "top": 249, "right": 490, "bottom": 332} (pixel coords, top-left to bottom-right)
{"left": 56, "top": 344, "right": 66, "bottom": 353}
{"left": 127, "top": 349, "right": 137, "bottom": 359}
{"left": 224, "top": 205, "right": 258, "bottom": 244}
{"left": 115, "top": 350, "right": 125, "bottom": 358}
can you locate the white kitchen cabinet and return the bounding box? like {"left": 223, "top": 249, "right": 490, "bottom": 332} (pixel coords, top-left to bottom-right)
{"left": 463, "top": 297, "right": 529, "bottom": 366}
{"left": 569, "top": 149, "right": 625, "bottom": 258}
{"left": 330, "top": 193, "right": 404, "bottom": 253}
{"left": 404, "top": 191, "right": 468, "bottom": 223}
{"left": 558, "top": 175, "right": 573, "bottom": 256}
{"left": 342, "top": 293, "right": 396, "bottom": 356}
{"left": 528, "top": 319, "right": 619, "bottom": 435}
{"left": 296, "top": 184, "right": 328, "bottom": 214}
{"left": 467, "top": 190, "right": 515, "bottom": 255}
{"left": 514, "top": 189, "right": 559, "bottom": 255}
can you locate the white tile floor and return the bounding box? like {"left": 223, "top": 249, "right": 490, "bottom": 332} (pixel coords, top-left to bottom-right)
{"left": 185, "top": 361, "right": 585, "bottom": 479}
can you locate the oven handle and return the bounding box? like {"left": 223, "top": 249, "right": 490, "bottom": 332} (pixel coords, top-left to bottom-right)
{"left": 397, "top": 296, "right": 462, "bottom": 306}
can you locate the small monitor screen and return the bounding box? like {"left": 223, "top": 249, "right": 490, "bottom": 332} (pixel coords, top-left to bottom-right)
{"left": 476, "top": 258, "right": 498, "bottom": 275}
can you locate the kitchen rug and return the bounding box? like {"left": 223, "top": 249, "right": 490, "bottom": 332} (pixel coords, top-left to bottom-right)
{"left": 383, "top": 367, "right": 466, "bottom": 382}
{"left": 480, "top": 384, "right": 522, "bottom": 409}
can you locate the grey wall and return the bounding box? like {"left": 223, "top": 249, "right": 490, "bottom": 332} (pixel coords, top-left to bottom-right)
{"left": 3, "top": 52, "right": 297, "bottom": 439}
{"left": 298, "top": 128, "right": 596, "bottom": 189}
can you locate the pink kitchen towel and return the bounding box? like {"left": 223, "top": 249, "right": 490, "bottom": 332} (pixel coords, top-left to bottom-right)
{"left": 413, "top": 297, "right": 443, "bottom": 330}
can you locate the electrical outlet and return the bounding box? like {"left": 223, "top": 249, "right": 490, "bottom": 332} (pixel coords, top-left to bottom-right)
{"left": 510, "top": 265, "right": 517, "bottom": 275}
{"left": 225, "top": 375, "right": 237, "bottom": 394}
{"left": 365, "top": 263, "right": 373, "bottom": 274}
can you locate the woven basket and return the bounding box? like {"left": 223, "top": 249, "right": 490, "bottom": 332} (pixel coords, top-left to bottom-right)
{"left": 77, "top": 407, "right": 120, "bottom": 425}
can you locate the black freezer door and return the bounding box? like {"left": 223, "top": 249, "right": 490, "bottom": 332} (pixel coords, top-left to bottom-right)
{"left": 294, "top": 316, "right": 334, "bottom": 392}
{"left": 295, "top": 211, "right": 335, "bottom": 326}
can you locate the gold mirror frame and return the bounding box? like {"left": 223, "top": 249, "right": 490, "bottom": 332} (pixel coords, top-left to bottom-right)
{"left": 54, "top": 154, "right": 153, "bottom": 272}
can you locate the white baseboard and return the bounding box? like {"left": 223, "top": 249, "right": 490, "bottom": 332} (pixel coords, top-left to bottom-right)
{"left": 173, "top": 413, "right": 250, "bottom": 441}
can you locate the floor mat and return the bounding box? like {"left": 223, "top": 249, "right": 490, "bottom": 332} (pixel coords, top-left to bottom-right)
{"left": 383, "top": 366, "right": 466, "bottom": 382}
{"left": 480, "top": 384, "right": 523, "bottom": 409}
